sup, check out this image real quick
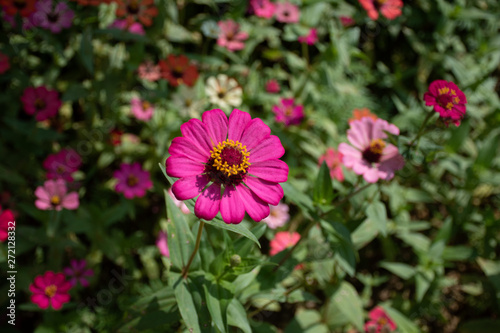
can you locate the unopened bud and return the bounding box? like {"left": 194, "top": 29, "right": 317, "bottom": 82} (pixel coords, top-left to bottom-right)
{"left": 230, "top": 254, "right": 241, "bottom": 267}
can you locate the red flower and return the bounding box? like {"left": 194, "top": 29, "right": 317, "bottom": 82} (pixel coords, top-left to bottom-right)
{"left": 159, "top": 55, "right": 199, "bottom": 87}
{"left": 0, "top": 0, "right": 37, "bottom": 17}
{"left": 423, "top": 80, "right": 467, "bottom": 126}
{"left": 0, "top": 208, "right": 15, "bottom": 242}
{"left": 30, "top": 271, "right": 72, "bottom": 310}
{"left": 358, "top": 0, "right": 403, "bottom": 20}
{"left": 115, "top": 0, "right": 158, "bottom": 27}
{"left": 21, "top": 86, "right": 62, "bottom": 121}
{"left": 364, "top": 306, "right": 397, "bottom": 333}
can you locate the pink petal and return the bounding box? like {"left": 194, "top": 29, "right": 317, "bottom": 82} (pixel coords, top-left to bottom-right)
{"left": 194, "top": 183, "right": 221, "bottom": 220}
{"left": 180, "top": 118, "right": 213, "bottom": 155}
{"left": 165, "top": 156, "right": 205, "bottom": 178}
{"left": 248, "top": 135, "right": 285, "bottom": 163}
{"left": 202, "top": 109, "right": 228, "bottom": 146}
{"left": 51, "top": 294, "right": 70, "bottom": 310}
{"left": 228, "top": 109, "right": 251, "bottom": 141}
{"left": 248, "top": 159, "right": 288, "bottom": 182}
{"left": 61, "top": 192, "right": 79, "bottom": 210}
{"left": 236, "top": 185, "right": 270, "bottom": 221}
{"left": 172, "top": 175, "right": 210, "bottom": 200}
{"left": 35, "top": 186, "right": 51, "bottom": 202}
{"left": 35, "top": 199, "right": 52, "bottom": 210}
{"left": 244, "top": 177, "right": 283, "bottom": 205}
{"left": 31, "top": 294, "right": 50, "bottom": 309}
{"left": 362, "top": 167, "right": 380, "bottom": 183}
{"left": 240, "top": 118, "right": 271, "bottom": 151}
{"left": 54, "top": 179, "right": 68, "bottom": 197}
{"left": 347, "top": 119, "right": 372, "bottom": 150}
{"left": 220, "top": 185, "right": 245, "bottom": 224}
{"left": 169, "top": 137, "right": 209, "bottom": 162}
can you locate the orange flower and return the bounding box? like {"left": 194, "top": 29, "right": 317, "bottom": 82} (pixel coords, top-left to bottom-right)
{"left": 159, "top": 55, "right": 199, "bottom": 87}
{"left": 349, "top": 108, "right": 378, "bottom": 123}
{"left": 115, "top": 0, "right": 158, "bottom": 27}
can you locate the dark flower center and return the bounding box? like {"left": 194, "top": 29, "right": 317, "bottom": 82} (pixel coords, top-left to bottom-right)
{"left": 57, "top": 166, "right": 66, "bottom": 174}
{"left": 362, "top": 139, "right": 386, "bottom": 164}
{"left": 14, "top": 0, "right": 26, "bottom": 9}
{"left": 172, "top": 67, "right": 184, "bottom": 79}
{"left": 47, "top": 12, "right": 59, "bottom": 23}
{"left": 35, "top": 98, "right": 46, "bottom": 110}
{"left": 374, "top": 0, "right": 387, "bottom": 10}
{"left": 205, "top": 140, "right": 250, "bottom": 186}
{"left": 127, "top": 175, "right": 139, "bottom": 186}
{"left": 217, "top": 91, "right": 226, "bottom": 99}
{"left": 127, "top": 0, "right": 140, "bottom": 14}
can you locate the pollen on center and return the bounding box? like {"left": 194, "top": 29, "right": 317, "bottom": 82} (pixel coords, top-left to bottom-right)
{"left": 210, "top": 139, "right": 251, "bottom": 176}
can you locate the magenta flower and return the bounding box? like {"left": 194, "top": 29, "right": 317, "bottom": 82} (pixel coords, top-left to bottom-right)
{"left": 63, "top": 259, "right": 94, "bottom": 287}
{"left": 0, "top": 208, "right": 15, "bottom": 242}
{"left": 43, "top": 149, "right": 82, "bottom": 182}
{"left": 340, "top": 16, "right": 355, "bottom": 27}
{"left": 156, "top": 230, "right": 170, "bottom": 257}
{"left": 137, "top": 60, "right": 161, "bottom": 81}
{"left": 168, "top": 188, "right": 190, "bottom": 214}
{"left": 270, "top": 231, "right": 300, "bottom": 256}
{"left": 318, "top": 147, "right": 344, "bottom": 182}
{"left": 0, "top": 51, "right": 10, "bottom": 74}
{"left": 131, "top": 98, "right": 154, "bottom": 121}
{"left": 109, "top": 19, "right": 145, "bottom": 35}
{"left": 262, "top": 202, "right": 289, "bottom": 229}
{"left": 338, "top": 117, "right": 404, "bottom": 183}
{"left": 358, "top": 0, "right": 403, "bottom": 20}
{"left": 272, "top": 98, "right": 304, "bottom": 126}
{"left": 32, "top": 0, "right": 75, "bottom": 33}
{"left": 423, "top": 80, "right": 467, "bottom": 127}
{"left": 35, "top": 179, "right": 79, "bottom": 211}
{"left": 265, "top": 79, "right": 280, "bottom": 94}
{"left": 21, "top": 86, "right": 62, "bottom": 121}
{"left": 298, "top": 28, "right": 318, "bottom": 45}
{"left": 217, "top": 19, "right": 249, "bottom": 52}
{"left": 364, "top": 306, "right": 397, "bottom": 333}
{"left": 30, "top": 271, "right": 71, "bottom": 310}
{"left": 166, "top": 109, "right": 288, "bottom": 224}
{"left": 275, "top": 1, "right": 300, "bottom": 23}
{"left": 249, "top": 0, "right": 276, "bottom": 19}
{"left": 113, "top": 162, "right": 153, "bottom": 199}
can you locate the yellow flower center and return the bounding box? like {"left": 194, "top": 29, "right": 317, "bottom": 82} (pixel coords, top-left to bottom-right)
{"left": 362, "top": 139, "right": 386, "bottom": 164}
{"left": 437, "top": 87, "right": 460, "bottom": 110}
{"left": 51, "top": 195, "right": 61, "bottom": 206}
{"left": 45, "top": 284, "right": 57, "bottom": 298}
{"left": 210, "top": 140, "right": 250, "bottom": 177}
{"left": 369, "top": 139, "right": 386, "bottom": 155}
{"left": 142, "top": 101, "right": 151, "bottom": 110}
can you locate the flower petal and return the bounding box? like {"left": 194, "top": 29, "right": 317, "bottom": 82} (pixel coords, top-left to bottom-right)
{"left": 166, "top": 156, "right": 205, "bottom": 178}
{"left": 194, "top": 183, "right": 221, "bottom": 220}
{"left": 169, "top": 137, "right": 210, "bottom": 162}
{"left": 31, "top": 294, "right": 50, "bottom": 309}
{"left": 62, "top": 192, "right": 79, "bottom": 210}
{"left": 172, "top": 175, "right": 210, "bottom": 200}
{"left": 248, "top": 135, "right": 285, "bottom": 163}
{"left": 236, "top": 185, "right": 270, "bottom": 221}
{"left": 248, "top": 159, "right": 288, "bottom": 183}
{"left": 220, "top": 185, "right": 245, "bottom": 224}
{"left": 244, "top": 177, "right": 283, "bottom": 205}
{"left": 180, "top": 118, "right": 213, "bottom": 154}
{"left": 202, "top": 109, "right": 228, "bottom": 145}
{"left": 228, "top": 109, "right": 251, "bottom": 142}
{"left": 240, "top": 118, "right": 271, "bottom": 151}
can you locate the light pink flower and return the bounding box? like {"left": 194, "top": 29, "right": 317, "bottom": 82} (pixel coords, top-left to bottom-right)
{"left": 262, "top": 202, "right": 289, "bottom": 229}
{"left": 298, "top": 28, "right": 318, "bottom": 45}
{"left": 63, "top": 259, "right": 93, "bottom": 287}
{"left": 21, "top": 86, "right": 62, "bottom": 121}
{"left": 0, "top": 51, "right": 10, "bottom": 74}
{"left": 249, "top": 0, "right": 276, "bottom": 19}
{"left": 275, "top": 1, "right": 300, "bottom": 23}
{"left": 270, "top": 231, "right": 300, "bottom": 256}
{"left": 358, "top": 0, "right": 403, "bottom": 20}
{"left": 217, "top": 19, "right": 249, "bottom": 52}
{"left": 137, "top": 60, "right": 161, "bottom": 81}
{"left": 272, "top": 98, "right": 304, "bottom": 126}
{"left": 265, "top": 79, "right": 280, "bottom": 93}
{"left": 364, "top": 306, "right": 397, "bottom": 333}
{"left": 166, "top": 109, "right": 288, "bottom": 224}
{"left": 35, "top": 179, "right": 79, "bottom": 211}
{"left": 131, "top": 98, "right": 154, "bottom": 121}
{"left": 30, "top": 271, "right": 71, "bottom": 310}
{"left": 318, "top": 147, "right": 344, "bottom": 182}
{"left": 156, "top": 230, "right": 170, "bottom": 257}
{"left": 113, "top": 162, "right": 153, "bottom": 199}
{"left": 168, "top": 188, "right": 190, "bottom": 214}
{"left": 0, "top": 208, "right": 15, "bottom": 242}
{"left": 109, "top": 19, "right": 145, "bottom": 35}
{"left": 338, "top": 117, "right": 404, "bottom": 183}
{"left": 423, "top": 80, "right": 467, "bottom": 127}
{"left": 43, "top": 149, "right": 82, "bottom": 182}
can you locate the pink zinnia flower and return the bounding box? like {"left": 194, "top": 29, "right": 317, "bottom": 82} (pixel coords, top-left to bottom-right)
{"left": 113, "top": 162, "right": 153, "bottom": 199}
{"left": 168, "top": 188, "right": 190, "bottom": 214}
{"left": 43, "top": 149, "right": 82, "bottom": 182}
{"left": 423, "top": 80, "right": 467, "bottom": 127}
{"left": 0, "top": 52, "right": 10, "bottom": 74}
{"left": 270, "top": 231, "right": 300, "bottom": 256}
{"left": 340, "top": 16, "right": 355, "bottom": 27}
{"left": 35, "top": 179, "right": 79, "bottom": 211}
{"left": 249, "top": 0, "right": 276, "bottom": 19}
{"left": 217, "top": 19, "right": 249, "bottom": 52}
{"left": 265, "top": 79, "right": 280, "bottom": 94}
{"left": 109, "top": 19, "right": 145, "bottom": 35}
{"left": 298, "top": 28, "right": 318, "bottom": 45}
{"left": 275, "top": 1, "right": 300, "bottom": 23}
{"left": 137, "top": 60, "right": 161, "bottom": 81}
{"left": 30, "top": 271, "right": 71, "bottom": 310}
{"left": 358, "top": 0, "right": 403, "bottom": 20}
{"left": 21, "top": 86, "right": 62, "bottom": 121}
{"left": 131, "top": 98, "right": 154, "bottom": 121}
{"left": 32, "top": 0, "right": 75, "bottom": 33}
{"left": 262, "top": 202, "right": 289, "bottom": 229}
{"left": 0, "top": 208, "right": 15, "bottom": 242}
{"left": 364, "top": 306, "right": 397, "bottom": 333}
{"left": 63, "top": 259, "right": 94, "bottom": 287}
{"left": 272, "top": 98, "right": 304, "bottom": 126}
{"left": 156, "top": 230, "right": 170, "bottom": 257}
{"left": 318, "top": 147, "right": 344, "bottom": 182}
{"left": 166, "top": 109, "right": 288, "bottom": 224}
{"left": 338, "top": 117, "right": 404, "bottom": 183}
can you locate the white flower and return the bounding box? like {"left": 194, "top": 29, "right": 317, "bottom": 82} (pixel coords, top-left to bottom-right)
{"left": 201, "top": 20, "right": 220, "bottom": 39}
{"left": 171, "top": 86, "right": 204, "bottom": 118}
{"left": 205, "top": 74, "right": 242, "bottom": 110}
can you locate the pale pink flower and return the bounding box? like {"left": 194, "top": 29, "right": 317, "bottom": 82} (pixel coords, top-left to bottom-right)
{"left": 298, "top": 28, "right": 318, "bottom": 45}
{"left": 137, "top": 60, "right": 161, "bottom": 81}
{"left": 131, "top": 98, "right": 154, "bottom": 121}
{"left": 156, "top": 231, "right": 170, "bottom": 257}
{"left": 275, "top": 1, "right": 300, "bottom": 23}
{"left": 262, "top": 202, "right": 289, "bottom": 229}
{"left": 318, "top": 147, "right": 344, "bottom": 182}
{"left": 338, "top": 117, "right": 404, "bottom": 183}
{"left": 270, "top": 231, "right": 300, "bottom": 256}
{"left": 249, "top": 0, "right": 276, "bottom": 19}
{"left": 217, "top": 19, "right": 249, "bottom": 52}
{"left": 35, "top": 179, "right": 79, "bottom": 211}
{"left": 168, "top": 188, "right": 190, "bottom": 214}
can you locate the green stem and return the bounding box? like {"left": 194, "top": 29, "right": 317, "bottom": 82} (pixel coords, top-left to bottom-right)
{"left": 182, "top": 220, "right": 205, "bottom": 279}
{"left": 302, "top": 42, "right": 309, "bottom": 66}
{"left": 408, "top": 111, "right": 435, "bottom": 150}
{"left": 47, "top": 210, "right": 61, "bottom": 238}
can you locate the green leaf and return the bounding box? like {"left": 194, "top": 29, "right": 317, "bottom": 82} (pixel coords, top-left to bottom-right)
{"left": 313, "top": 161, "right": 334, "bottom": 205}
{"left": 380, "top": 262, "right": 416, "bottom": 280}
{"left": 329, "top": 282, "right": 364, "bottom": 331}
{"left": 204, "top": 278, "right": 233, "bottom": 333}
{"left": 170, "top": 273, "right": 202, "bottom": 333}
{"left": 366, "top": 201, "right": 387, "bottom": 237}
{"left": 381, "top": 305, "right": 419, "bottom": 333}
{"left": 79, "top": 27, "right": 94, "bottom": 74}
{"left": 228, "top": 299, "right": 252, "bottom": 333}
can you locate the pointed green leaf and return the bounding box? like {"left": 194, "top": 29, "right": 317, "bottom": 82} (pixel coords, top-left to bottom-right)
{"left": 313, "top": 161, "right": 334, "bottom": 205}
{"left": 170, "top": 273, "right": 201, "bottom": 333}
{"left": 227, "top": 299, "right": 252, "bottom": 333}
{"left": 204, "top": 278, "right": 233, "bottom": 333}
{"left": 366, "top": 201, "right": 387, "bottom": 237}
{"left": 330, "top": 282, "right": 364, "bottom": 331}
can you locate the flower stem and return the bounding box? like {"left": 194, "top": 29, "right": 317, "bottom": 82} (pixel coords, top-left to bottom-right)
{"left": 47, "top": 210, "right": 61, "bottom": 238}
{"left": 408, "top": 110, "right": 435, "bottom": 150}
{"left": 302, "top": 42, "right": 309, "bottom": 66}
{"left": 182, "top": 220, "right": 205, "bottom": 279}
